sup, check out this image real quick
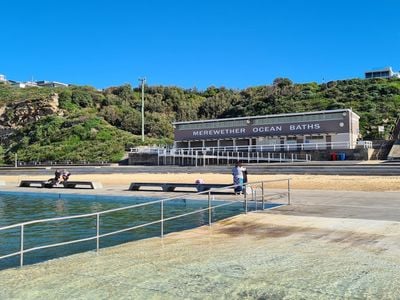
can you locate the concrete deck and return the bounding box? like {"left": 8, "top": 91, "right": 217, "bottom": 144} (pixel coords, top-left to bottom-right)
{"left": 1, "top": 185, "right": 400, "bottom": 299}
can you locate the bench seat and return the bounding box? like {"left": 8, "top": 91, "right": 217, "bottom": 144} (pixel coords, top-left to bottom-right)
{"left": 128, "top": 182, "right": 233, "bottom": 193}
{"left": 19, "top": 180, "right": 47, "bottom": 188}
{"left": 62, "top": 181, "right": 103, "bottom": 189}
{"left": 19, "top": 180, "right": 102, "bottom": 189}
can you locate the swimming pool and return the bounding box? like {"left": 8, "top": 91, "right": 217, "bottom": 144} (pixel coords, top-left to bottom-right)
{"left": 0, "top": 191, "right": 283, "bottom": 270}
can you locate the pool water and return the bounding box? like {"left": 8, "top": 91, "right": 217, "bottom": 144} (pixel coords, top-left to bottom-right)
{"left": 0, "top": 192, "right": 281, "bottom": 270}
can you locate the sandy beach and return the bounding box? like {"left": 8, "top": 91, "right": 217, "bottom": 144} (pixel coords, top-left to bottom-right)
{"left": 2, "top": 173, "right": 400, "bottom": 192}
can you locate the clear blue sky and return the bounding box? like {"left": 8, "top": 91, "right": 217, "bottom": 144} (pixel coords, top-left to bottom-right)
{"left": 1, "top": 0, "right": 399, "bottom": 89}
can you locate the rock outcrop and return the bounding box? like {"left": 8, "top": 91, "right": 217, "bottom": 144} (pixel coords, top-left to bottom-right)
{"left": 0, "top": 93, "right": 60, "bottom": 129}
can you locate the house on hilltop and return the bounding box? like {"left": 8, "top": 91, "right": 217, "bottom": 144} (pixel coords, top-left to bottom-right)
{"left": 36, "top": 80, "right": 69, "bottom": 88}
{"left": 365, "top": 67, "right": 400, "bottom": 79}
{"left": 2, "top": 76, "right": 69, "bottom": 88}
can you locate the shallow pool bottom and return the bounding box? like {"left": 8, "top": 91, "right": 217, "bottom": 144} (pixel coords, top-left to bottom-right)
{"left": 1, "top": 213, "right": 399, "bottom": 299}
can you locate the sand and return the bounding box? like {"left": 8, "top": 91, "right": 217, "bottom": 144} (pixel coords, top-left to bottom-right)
{"left": 2, "top": 173, "right": 400, "bottom": 192}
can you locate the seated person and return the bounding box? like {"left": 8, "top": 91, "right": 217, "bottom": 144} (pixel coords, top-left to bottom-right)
{"left": 195, "top": 178, "right": 205, "bottom": 192}
{"left": 47, "top": 169, "right": 62, "bottom": 187}
{"left": 61, "top": 170, "right": 71, "bottom": 183}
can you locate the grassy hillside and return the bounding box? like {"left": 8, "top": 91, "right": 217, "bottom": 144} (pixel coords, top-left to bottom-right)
{"left": 0, "top": 77, "right": 399, "bottom": 163}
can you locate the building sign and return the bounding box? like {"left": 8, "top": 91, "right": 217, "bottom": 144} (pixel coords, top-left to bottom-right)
{"left": 174, "top": 120, "right": 349, "bottom": 141}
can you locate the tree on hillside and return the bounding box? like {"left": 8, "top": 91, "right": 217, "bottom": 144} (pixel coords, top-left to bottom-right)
{"left": 273, "top": 77, "right": 293, "bottom": 88}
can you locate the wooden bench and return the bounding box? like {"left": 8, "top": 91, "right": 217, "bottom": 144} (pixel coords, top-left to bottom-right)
{"left": 19, "top": 180, "right": 102, "bottom": 189}
{"left": 128, "top": 182, "right": 234, "bottom": 193}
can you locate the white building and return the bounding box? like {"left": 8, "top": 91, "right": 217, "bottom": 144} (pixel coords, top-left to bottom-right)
{"left": 173, "top": 109, "right": 360, "bottom": 151}
{"left": 0, "top": 74, "right": 6, "bottom": 82}
{"left": 365, "top": 67, "right": 400, "bottom": 79}
{"left": 36, "top": 80, "right": 68, "bottom": 87}
{"left": 9, "top": 81, "right": 38, "bottom": 88}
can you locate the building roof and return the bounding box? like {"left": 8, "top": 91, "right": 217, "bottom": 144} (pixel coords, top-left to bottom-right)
{"left": 173, "top": 109, "right": 359, "bottom": 125}
{"left": 365, "top": 66, "right": 393, "bottom": 73}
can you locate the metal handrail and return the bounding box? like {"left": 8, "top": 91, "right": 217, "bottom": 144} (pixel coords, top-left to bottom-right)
{"left": 163, "top": 141, "right": 353, "bottom": 153}
{"left": 157, "top": 149, "right": 311, "bottom": 166}
{"left": 0, "top": 179, "right": 291, "bottom": 268}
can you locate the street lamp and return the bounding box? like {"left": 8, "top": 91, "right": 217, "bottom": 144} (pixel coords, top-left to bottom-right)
{"left": 138, "top": 77, "right": 146, "bottom": 142}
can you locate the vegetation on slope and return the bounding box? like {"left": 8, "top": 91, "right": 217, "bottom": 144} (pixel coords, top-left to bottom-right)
{"left": 0, "top": 77, "right": 399, "bottom": 163}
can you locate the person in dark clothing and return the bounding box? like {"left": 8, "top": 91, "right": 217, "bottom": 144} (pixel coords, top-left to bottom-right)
{"left": 242, "top": 167, "right": 248, "bottom": 194}
{"left": 243, "top": 168, "right": 248, "bottom": 184}
{"left": 47, "top": 169, "right": 62, "bottom": 187}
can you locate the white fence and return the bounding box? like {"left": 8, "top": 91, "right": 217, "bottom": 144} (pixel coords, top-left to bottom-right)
{"left": 157, "top": 149, "right": 311, "bottom": 166}
{"left": 131, "top": 141, "right": 372, "bottom": 155}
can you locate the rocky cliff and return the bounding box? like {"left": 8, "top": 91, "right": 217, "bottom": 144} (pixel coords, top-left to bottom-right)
{"left": 0, "top": 93, "right": 61, "bottom": 129}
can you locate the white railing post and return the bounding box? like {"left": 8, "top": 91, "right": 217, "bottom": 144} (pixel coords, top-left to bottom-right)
{"left": 254, "top": 189, "right": 257, "bottom": 211}
{"left": 261, "top": 181, "right": 265, "bottom": 210}
{"left": 96, "top": 213, "right": 100, "bottom": 252}
{"left": 20, "top": 225, "right": 24, "bottom": 267}
{"left": 208, "top": 192, "right": 212, "bottom": 226}
{"left": 161, "top": 200, "right": 164, "bottom": 237}
{"left": 244, "top": 191, "right": 248, "bottom": 214}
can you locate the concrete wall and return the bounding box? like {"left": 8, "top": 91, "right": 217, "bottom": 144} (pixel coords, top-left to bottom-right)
{"left": 128, "top": 153, "right": 159, "bottom": 165}
{"left": 388, "top": 141, "right": 400, "bottom": 160}
{"left": 306, "top": 148, "right": 373, "bottom": 161}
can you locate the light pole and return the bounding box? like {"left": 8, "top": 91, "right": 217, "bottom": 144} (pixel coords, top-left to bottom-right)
{"left": 138, "top": 77, "right": 146, "bottom": 142}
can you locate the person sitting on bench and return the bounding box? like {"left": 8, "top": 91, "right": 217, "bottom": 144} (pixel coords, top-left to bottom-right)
{"left": 195, "top": 178, "right": 205, "bottom": 192}
{"left": 61, "top": 169, "right": 71, "bottom": 183}
{"left": 47, "top": 169, "right": 62, "bottom": 187}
